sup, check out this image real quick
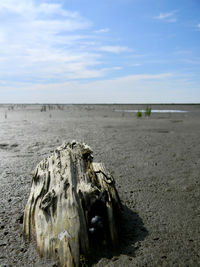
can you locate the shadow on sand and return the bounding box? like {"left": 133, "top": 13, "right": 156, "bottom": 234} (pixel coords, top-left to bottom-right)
{"left": 88, "top": 204, "right": 148, "bottom": 266}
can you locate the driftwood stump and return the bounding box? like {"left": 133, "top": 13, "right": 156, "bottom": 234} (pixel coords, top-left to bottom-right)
{"left": 23, "top": 141, "right": 121, "bottom": 267}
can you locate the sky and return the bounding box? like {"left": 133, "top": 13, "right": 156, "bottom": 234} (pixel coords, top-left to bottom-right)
{"left": 0, "top": 0, "right": 200, "bottom": 103}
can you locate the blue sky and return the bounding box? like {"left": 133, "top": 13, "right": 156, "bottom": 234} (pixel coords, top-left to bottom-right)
{"left": 0, "top": 0, "right": 200, "bottom": 103}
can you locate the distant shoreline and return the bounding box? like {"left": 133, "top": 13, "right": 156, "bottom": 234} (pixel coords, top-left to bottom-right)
{"left": 0, "top": 103, "right": 200, "bottom": 105}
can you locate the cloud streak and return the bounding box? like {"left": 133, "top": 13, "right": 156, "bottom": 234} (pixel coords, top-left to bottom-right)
{"left": 95, "top": 28, "right": 110, "bottom": 34}
{"left": 0, "top": 0, "right": 130, "bottom": 84}
{"left": 154, "top": 11, "right": 177, "bottom": 22}
{"left": 99, "top": 46, "right": 130, "bottom": 54}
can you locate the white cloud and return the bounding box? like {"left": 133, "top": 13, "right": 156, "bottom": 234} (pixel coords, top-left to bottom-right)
{"left": 37, "top": 3, "right": 79, "bottom": 18}
{"left": 198, "top": 24, "right": 200, "bottom": 29}
{"left": 0, "top": 0, "right": 33, "bottom": 13}
{"left": 154, "top": 11, "right": 177, "bottom": 22}
{"left": 99, "top": 45, "right": 130, "bottom": 54}
{"left": 156, "top": 12, "right": 173, "bottom": 20}
{"left": 95, "top": 28, "right": 110, "bottom": 34}
{"left": 0, "top": 0, "right": 78, "bottom": 18}
{"left": 0, "top": 0, "right": 130, "bottom": 83}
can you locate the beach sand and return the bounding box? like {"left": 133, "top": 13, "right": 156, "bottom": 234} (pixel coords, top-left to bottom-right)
{"left": 0, "top": 104, "right": 199, "bottom": 266}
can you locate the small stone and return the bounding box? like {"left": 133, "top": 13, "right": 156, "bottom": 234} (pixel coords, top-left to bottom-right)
{"left": 17, "top": 214, "right": 24, "bottom": 224}
{"left": 165, "top": 187, "right": 171, "bottom": 192}
{"left": 11, "top": 143, "right": 18, "bottom": 148}
{"left": 161, "top": 255, "right": 167, "bottom": 259}
{"left": 112, "top": 256, "right": 119, "bottom": 262}
{"left": 21, "top": 248, "right": 27, "bottom": 253}
{"left": 91, "top": 216, "right": 103, "bottom": 229}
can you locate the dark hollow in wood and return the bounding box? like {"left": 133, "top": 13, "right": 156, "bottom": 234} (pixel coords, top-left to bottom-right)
{"left": 23, "top": 141, "right": 122, "bottom": 267}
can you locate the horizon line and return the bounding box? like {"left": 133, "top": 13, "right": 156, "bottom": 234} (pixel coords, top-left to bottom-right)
{"left": 0, "top": 103, "right": 200, "bottom": 105}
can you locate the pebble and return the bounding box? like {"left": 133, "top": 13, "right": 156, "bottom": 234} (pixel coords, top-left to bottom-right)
{"left": 112, "top": 256, "right": 119, "bottom": 262}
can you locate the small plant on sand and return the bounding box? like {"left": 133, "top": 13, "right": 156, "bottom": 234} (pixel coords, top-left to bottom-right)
{"left": 145, "top": 106, "right": 151, "bottom": 116}
{"left": 136, "top": 110, "right": 142, "bottom": 118}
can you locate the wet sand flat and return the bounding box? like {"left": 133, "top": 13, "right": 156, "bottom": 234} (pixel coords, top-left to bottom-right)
{"left": 0, "top": 104, "right": 200, "bottom": 266}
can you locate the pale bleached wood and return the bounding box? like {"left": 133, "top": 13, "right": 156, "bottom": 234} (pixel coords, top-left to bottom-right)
{"left": 23, "top": 141, "right": 121, "bottom": 267}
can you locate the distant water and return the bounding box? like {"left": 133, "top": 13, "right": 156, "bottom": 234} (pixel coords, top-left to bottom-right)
{"left": 115, "top": 109, "right": 188, "bottom": 113}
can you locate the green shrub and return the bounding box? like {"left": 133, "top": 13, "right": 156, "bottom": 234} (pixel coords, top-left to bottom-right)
{"left": 145, "top": 106, "right": 151, "bottom": 116}
{"left": 136, "top": 111, "right": 142, "bottom": 118}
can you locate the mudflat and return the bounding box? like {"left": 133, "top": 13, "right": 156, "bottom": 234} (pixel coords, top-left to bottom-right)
{"left": 0, "top": 104, "right": 199, "bottom": 266}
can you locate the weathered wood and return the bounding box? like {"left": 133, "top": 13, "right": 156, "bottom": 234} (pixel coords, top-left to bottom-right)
{"left": 23, "top": 141, "right": 121, "bottom": 267}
